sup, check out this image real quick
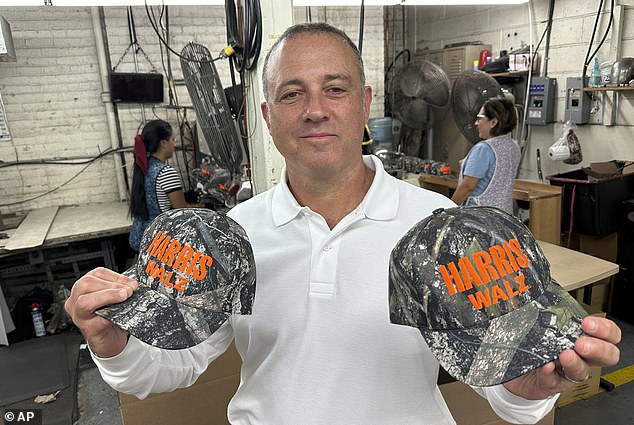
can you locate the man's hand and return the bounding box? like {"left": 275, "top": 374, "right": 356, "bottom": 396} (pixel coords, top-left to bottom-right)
{"left": 504, "top": 316, "right": 621, "bottom": 400}
{"left": 64, "top": 267, "right": 138, "bottom": 358}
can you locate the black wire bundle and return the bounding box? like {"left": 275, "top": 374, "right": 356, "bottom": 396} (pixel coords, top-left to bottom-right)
{"left": 582, "top": 0, "right": 615, "bottom": 85}
{"left": 145, "top": 1, "right": 221, "bottom": 65}
{"left": 225, "top": 0, "right": 262, "bottom": 73}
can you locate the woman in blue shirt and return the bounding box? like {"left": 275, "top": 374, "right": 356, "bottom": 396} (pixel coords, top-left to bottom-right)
{"left": 451, "top": 97, "right": 520, "bottom": 214}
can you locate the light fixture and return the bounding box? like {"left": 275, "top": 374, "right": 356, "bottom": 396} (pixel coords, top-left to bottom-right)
{"left": 0, "top": 1, "right": 43, "bottom": 4}
{"left": 293, "top": 0, "right": 526, "bottom": 4}
{"left": 401, "top": 0, "right": 527, "bottom": 4}
{"left": 3, "top": 0, "right": 527, "bottom": 5}
{"left": 0, "top": 0, "right": 224, "bottom": 5}
{"left": 293, "top": 0, "right": 399, "bottom": 5}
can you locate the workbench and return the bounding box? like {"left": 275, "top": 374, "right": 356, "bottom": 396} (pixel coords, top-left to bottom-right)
{"left": 1, "top": 202, "right": 131, "bottom": 253}
{"left": 0, "top": 202, "right": 132, "bottom": 344}
{"left": 416, "top": 174, "right": 563, "bottom": 245}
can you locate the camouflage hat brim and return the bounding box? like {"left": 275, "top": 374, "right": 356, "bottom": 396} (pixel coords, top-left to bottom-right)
{"left": 96, "top": 267, "right": 249, "bottom": 350}
{"left": 94, "top": 208, "right": 256, "bottom": 350}
{"left": 420, "top": 279, "right": 588, "bottom": 386}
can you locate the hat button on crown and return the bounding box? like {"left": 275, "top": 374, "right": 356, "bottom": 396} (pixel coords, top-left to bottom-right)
{"left": 432, "top": 208, "right": 445, "bottom": 215}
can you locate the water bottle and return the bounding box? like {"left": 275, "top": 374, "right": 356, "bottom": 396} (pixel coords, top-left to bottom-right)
{"left": 590, "top": 57, "right": 602, "bottom": 88}
{"left": 31, "top": 303, "right": 46, "bottom": 337}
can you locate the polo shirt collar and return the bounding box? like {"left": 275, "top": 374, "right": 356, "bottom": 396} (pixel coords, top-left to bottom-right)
{"left": 271, "top": 155, "right": 400, "bottom": 227}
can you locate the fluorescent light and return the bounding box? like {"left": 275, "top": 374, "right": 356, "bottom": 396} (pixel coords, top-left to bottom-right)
{"left": 293, "top": 0, "right": 527, "bottom": 4}
{"left": 401, "top": 0, "right": 527, "bottom": 4}
{"left": 0, "top": 0, "right": 224, "bottom": 5}
{"left": 3, "top": 0, "right": 527, "bottom": 6}
{"left": 57, "top": 0, "right": 224, "bottom": 4}
{"left": 293, "top": 0, "right": 399, "bottom": 5}
{"left": 0, "top": 1, "right": 43, "bottom": 4}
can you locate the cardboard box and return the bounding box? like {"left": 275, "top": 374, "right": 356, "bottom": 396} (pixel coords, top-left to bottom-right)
{"left": 117, "top": 318, "right": 600, "bottom": 425}
{"left": 439, "top": 381, "right": 555, "bottom": 425}
{"left": 555, "top": 365, "right": 602, "bottom": 407}
{"left": 118, "top": 342, "right": 241, "bottom": 425}
{"left": 568, "top": 232, "right": 617, "bottom": 311}
{"left": 582, "top": 160, "right": 634, "bottom": 181}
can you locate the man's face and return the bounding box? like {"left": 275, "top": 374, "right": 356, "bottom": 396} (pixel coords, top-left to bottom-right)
{"left": 261, "top": 32, "right": 372, "bottom": 180}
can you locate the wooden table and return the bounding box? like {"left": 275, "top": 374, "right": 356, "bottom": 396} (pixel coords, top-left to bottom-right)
{"left": 538, "top": 240, "right": 619, "bottom": 292}
{"left": 0, "top": 201, "right": 131, "bottom": 253}
{"left": 416, "top": 174, "right": 563, "bottom": 245}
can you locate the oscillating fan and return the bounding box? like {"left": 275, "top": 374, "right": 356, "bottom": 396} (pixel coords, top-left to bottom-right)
{"left": 451, "top": 70, "right": 504, "bottom": 144}
{"left": 390, "top": 60, "right": 450, "bottom": 130}
{"left": 389, "top": 60, "right": 450, "bottom": 158}
{"left": 180, "top": 42, "right": 243, "bottom": 175}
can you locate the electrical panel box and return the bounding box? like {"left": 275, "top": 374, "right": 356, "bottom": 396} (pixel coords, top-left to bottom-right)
{"left": 565, "top": 77, "right": 591, "bottom": 124}
{"left": 526, "top": 76, "right": 556, "bottom": 125}
{"left": 0, "top": 16, "right": 16, "bottom": 62}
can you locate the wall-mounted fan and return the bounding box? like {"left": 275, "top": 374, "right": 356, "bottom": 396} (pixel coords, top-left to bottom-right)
{"left": 180, "top": 42, "right": 243, "bottom": 176}
{"left": 389, "top": 60, "right": 450, "bottom": 158}
{"left": 451, "top": 70, "right": 504, "bottom": 144}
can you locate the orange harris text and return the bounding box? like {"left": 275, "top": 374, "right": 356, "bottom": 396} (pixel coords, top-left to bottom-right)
{"left": 143, "top": 230, "right": 214, "bottom": 291}
{"left": 438, "top": 239, "right": 531, "bottom": 310}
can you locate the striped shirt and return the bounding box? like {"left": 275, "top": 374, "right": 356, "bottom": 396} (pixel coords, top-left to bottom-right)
{"left": 155, "top": 165, "right": 182, "bottom": 212}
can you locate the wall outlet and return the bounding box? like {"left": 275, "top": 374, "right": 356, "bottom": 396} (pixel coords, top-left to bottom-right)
{"left": 500, "top": 29, "right": 526, "bottom": 54}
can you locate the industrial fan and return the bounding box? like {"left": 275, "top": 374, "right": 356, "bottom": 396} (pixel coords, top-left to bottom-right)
{"left": 450, "top": 70, "right": 504, "bottom": 144}
{"left": 389, "top": 60, "right": 450, "bottom": 158}
{"left": 180, "top": 42, "right": 243, "bottom": 176}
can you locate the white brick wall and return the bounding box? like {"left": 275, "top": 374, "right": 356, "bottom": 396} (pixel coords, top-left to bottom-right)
{"left": 0, "top": 6, "right": 385, "bottom": 215}
{"left": 294, "top": 6, "right": 385, "bottom": 118}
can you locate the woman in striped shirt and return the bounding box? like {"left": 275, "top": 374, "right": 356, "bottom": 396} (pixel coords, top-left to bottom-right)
{"left": 128, "top": 119, "right": 192, "bottom": 252}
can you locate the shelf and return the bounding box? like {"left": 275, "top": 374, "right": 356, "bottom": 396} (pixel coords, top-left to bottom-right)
{"left": 489, "top": 71, "right": 530, "bottom": 78}
{"left": 583, "top": 86, "right": 634, "bottom": 92}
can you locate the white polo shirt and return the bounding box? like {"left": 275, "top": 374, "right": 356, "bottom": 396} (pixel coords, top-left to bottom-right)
{"left": 94, "top": 155, "right": 555, "bottom": 424}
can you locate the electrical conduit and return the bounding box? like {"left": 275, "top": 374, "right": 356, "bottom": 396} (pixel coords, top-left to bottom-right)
{"left": 91, "top": 7, "right": 128, "bottom": 202}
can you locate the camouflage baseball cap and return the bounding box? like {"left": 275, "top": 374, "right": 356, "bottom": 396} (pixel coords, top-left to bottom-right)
{"left": 389, "top": 206, "right": 587, "bottom": 386}
{"left": 96, "top": 208, "right": 256, "bottom": 349}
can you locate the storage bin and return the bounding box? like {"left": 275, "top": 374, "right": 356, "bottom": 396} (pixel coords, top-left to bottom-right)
{"left": 547, "top": 168, "right": 634, "bottom": 235}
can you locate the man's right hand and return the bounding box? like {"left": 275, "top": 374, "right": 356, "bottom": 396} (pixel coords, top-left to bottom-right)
{"left": 65, "top": 267, "right": 138, "bottom": 358}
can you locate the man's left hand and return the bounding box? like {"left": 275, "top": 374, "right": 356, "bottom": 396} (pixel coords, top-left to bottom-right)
{"left": 503, "top": 316, "right": 621, "bottom": 400}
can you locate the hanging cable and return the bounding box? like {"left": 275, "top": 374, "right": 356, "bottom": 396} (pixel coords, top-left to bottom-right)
{"left": 519, "top": 0, "right": 534, "bottom": 150}
{"left": 159, "top": 5, "right": 177, "bottom": 107}
{"left": 582, "top": 0, "right": 605, "bottom": 85}
{"left": 144, "top": 1, "right": 227, "bottom": 64}
{"left": 586, "top": 0, "right": 615, "bottom": 68}
{"left": 358, "top": 0, "right": 365, "bottom": 55}
{"left": 127, "top": 6, "right": 138, "bottom": 52}
{"left": 225, "top": 0, "right": 262, "bottom": 73}
{"left": 541, "top": 0, "right": 555, "bottom": 76}
{"left": 0, "top": 147, "right": 133, "bottom": 207}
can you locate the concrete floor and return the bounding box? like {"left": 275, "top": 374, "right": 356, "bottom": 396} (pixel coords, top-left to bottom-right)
{"left": 74, "top": 317, "right": 634, "bottom": 425}
{"left": 76, "top": 368, "right": 122, "bottom": 425}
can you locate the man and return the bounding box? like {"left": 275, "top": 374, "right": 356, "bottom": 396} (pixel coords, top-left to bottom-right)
{"left": 65, "top": 23, "right": 621, "bottom": 424}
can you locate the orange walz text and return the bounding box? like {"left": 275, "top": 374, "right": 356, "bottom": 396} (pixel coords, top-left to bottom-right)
{"left": 143, "top": 231, "right": 214, "bottom": 291}
{"left": 438, "top": 239, "right": 531, "bottom": 310}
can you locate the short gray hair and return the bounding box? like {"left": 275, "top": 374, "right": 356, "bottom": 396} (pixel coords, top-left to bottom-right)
{"left": 261, "top": 22, "right": 366, "bottom": 102}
